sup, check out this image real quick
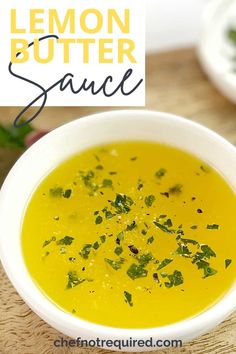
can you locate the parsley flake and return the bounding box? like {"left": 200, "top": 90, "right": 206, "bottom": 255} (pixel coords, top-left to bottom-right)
{"left": 157, "top": 258, "right": 173, "bottom": 270}
{"left": 95, "top": 215, "right": 103, "bottom": 224}
{"left": 124, "top": 291, "right": 133, "bottom": 306}
{"left": 145, "top": 195, "right": 156, "bottom": 207}
{"left": 115, "top": 246, "right": 123, "bottom": 256}
{"left": 225, "top": 259, "right": 232, "bottom": 269}
{"left": 111, "top": 193, "right": 134, "bottom": 214}
{"left": 79, "top": 244, "right": 92, "bottom": 259}
{"left": 67, "top": 271, "right": 85, "bottom": 289}
{"left": 127, "top": 264, "right": 148, "bottom": 280}
{"left": 57, "top": 236, "right": 74, "bottom": 246}
{"left": 161, "top": 270, "right": 183, "bottom": 288}
{"left": 105, "top": 258, "right": 125, "bottom": 270}
{"left": 147, "top": 236, "right": 154, "bottom": 244}
{"left": 63, "top": 189, "right": 72, "bottom": 199}
{"left": 169, "top": 184, "right": 183, "bottom": 195}
{"left": 207, "top": 224, "right": 219, "bottom": 230}
{"left": 43, "top": 236, "right": 56, "bottom": 247}
{"left": 49, "top": 187, "right": 63, "bottom": 197}
{"left": 155, "top": 168, "right": 167, "bottom": 179}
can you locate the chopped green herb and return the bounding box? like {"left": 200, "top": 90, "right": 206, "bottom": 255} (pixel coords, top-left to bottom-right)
{"left": 79, "top": 244, "right": 92, "bottom": 259}
{"left": 207, "top": 224, "right": 219, "bottom": 230}
{"left": 169, "top": 184, "right": 183, "bottom": 195}
{"left": 79, "top": 170, "right": 99, "bottom": 194}
{"left": 164, "top": 218, "right": 173, "bottom": 227}
{"left": 180, "top": 238, "right": 199, "bottom": 246}
{"left": 105, "top": 258, "right": 125, "bottom": 270}
{"left": 192, "top": 250, "right": 215, "bottom": 268}
{"left": 147, "top": 236, "right": 154, "bottom": 244}
{"left": 115, "top": 246, "right": 123, "bottom": 256}
{"left": 153, "top": 220, "right": 174, "bottom": 234}
{"left": 202, "top": 266, "right": 218, "bottom": 279}
{"left": 200, "top": 165, "right": 210, "bottom": 173}
{"left": 195, "top": 259, "right": 210, "bottom": 270}
{"left": 176, "top": 245, "right": 191, "bottom": 256}
{"left": 137, "top": 252, "right": 153, "bottom": 266}
{"left": 94, "top": 154, "right": 100, "bottom": 162}
{"left": 67, "top": 271, "right": 85, "bottom": 289}
{"left": 145, "top": 195, "right": 156, "bottom": 207}
{"left": 63, "top": 189, "right": 72, "bottom": 198}
{"left": 57, "top": 236, "right": 74, "bottom": 246}
{"left": 225, "top": 259, "right": 232, "bottom": 269}
{"left": 155, "top": 168, "right": 166, "bottom": 179}
{"left": 157, "top": 258, "right": 173, "bottom": 270}
{"left": 191, "top": 225, "right": 198, "bottom": 230}
{"left": 200, "top": 244, "right": 216, "bottom": 258}
{"left": 111, "top": 193, "right": 134, "bottom": 214}
{"left": 192, "top": 245, "right": 217, "bottom": 278}
{"left": 176, "top": 229, "right": 184, "bottom": 238}
{"left": 100, "top": 235, "right": 106, "bottom": 243}
{"left": 106, "top": 210, "right": 114, "bottom": 219}
{"left": 126, "top": 221, "right": 137, "bottom": 231}
{"left": 124, "top": 291, "right": 133, "bottom": 306}
{"left": 160, "top": 192, "right": 169, "bottom": 198}
{"left": 116, "top": 231, "right": 125, "bottom": 242}
{"left": 141, "top": 229, "right": 147, "bottom": 236}
{"left": 161, "top": 270, "right": 183, "bottom": 288}
{"left": 43, "top": 236, "right": 56, "bottom": 247}
{"left": 137, "top": 179, "right": 143, "bottom": 191}
{"left": 42, "top": 251, "right": 50, "bottom": 259}
{"left": 102, "top": 207, "right": 115, "bottom": 219}
{"left": 102, "top": 179, "right": 113, "bottom": 188}
{"left": 93, "top": 241, "right": 100, "bottom": 250}
{"left": 95, "top": 215, "right": 103, "bottom": 224}
{"left": 127, "top": 263, "right": 148, "bottom": 280}
{"left": 130, "top": 157, "right": 137, "bottom": 161}
{"left": 96, "top": 165, "right": 104, "bottom": 170}
{"left": 49, "top": 187, "right": 63, "bottom": 197}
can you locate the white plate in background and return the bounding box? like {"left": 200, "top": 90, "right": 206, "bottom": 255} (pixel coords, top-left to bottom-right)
{"left": 199, "top": 0, "right": 236, "bottom": 103}
{"left": 146, "top": 0, "right": 202, "bottom": 52}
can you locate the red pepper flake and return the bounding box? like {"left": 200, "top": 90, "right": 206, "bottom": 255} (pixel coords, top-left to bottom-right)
{"left": 128, "top": 245, "right": 139, "bottom": 255}
{"left": 153, "top": 273, "right": 160, "bottom": 283}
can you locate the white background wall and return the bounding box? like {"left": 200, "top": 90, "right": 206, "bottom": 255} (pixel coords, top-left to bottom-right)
{"left": 146, "top": 0, "right": 207, "bottom": 52}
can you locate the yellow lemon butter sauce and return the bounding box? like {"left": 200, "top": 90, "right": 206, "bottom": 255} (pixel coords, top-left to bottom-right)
{"left": 22, "top": 142, "right": 236, "bottom": 328}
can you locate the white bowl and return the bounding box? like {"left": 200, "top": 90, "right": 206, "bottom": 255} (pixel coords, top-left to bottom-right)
{"left": 198, "top": 0, "right": 236, "bottom": 104}
{"left": 1, "top": 110, "right": 236, "bottom": 352}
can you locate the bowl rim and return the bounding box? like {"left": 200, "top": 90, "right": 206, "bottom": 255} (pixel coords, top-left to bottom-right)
{"left": 1, "top": 109, "right": 236, "bottom": 347}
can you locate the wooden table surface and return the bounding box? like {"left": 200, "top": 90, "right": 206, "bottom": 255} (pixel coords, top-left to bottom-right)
{"left": 1, "top": 48, "right": 236, "bottom": 354}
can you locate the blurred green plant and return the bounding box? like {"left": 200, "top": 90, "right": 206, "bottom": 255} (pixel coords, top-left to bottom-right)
{"left": 227, "top": 28, "right": 236, "bottom": 72}
{"left": 0, "top": 122, "right": 33, "bottom": 149}
{"left": 228, "top": 28, "right": 236, "bottom": 46}
{"left": 227, "top": 28, "right": 236, "bottom": 46}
